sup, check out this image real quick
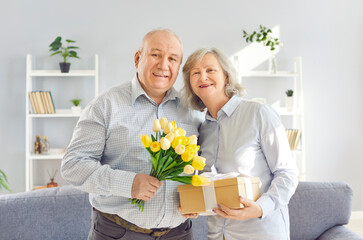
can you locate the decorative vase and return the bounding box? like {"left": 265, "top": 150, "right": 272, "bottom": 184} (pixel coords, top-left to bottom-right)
{"left": 71, "top": 106, "right": 82, "bottom": 115}
{"left": 47, "top": 178, "right": 58, "bottom": 188}
{"left": 286, "top": 96, "right": 294, "bottom": 112}
{"left": 59, "top": 62, "right": 71, "bottom": 73}
{"left": 269, "top": 54, "right": 277, "bottom": 73}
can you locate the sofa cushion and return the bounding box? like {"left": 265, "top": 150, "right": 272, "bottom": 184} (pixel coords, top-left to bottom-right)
{"left": 289, "top": 181, "right": 353, "bottom": 240}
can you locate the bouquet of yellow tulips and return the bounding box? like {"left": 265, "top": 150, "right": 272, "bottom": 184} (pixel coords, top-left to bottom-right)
{"left": 130, "top": 117, "right": 210, "bottom": 211}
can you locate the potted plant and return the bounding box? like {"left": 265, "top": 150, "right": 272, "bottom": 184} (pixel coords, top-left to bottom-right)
{"left": 0, "top": 169, "right": 11, "bottom": 192}
{"left": 285, "top": 89, "right": 294, "bottom": 111}
{"left": 242, "top": 25, "right": 282, "bottom": 73}
{"left": 71, "top": 98, "right": 82, "bottom": 114}
{"left": 49, "top": 36, "right": 80, "bottom": 73}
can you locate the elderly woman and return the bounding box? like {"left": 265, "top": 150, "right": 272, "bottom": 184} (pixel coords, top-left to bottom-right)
{"left": 182, "top": 48, "right": 299, "bottom": 240}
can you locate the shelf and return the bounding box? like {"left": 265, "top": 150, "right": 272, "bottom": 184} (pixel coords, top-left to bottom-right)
{"left": 241, "top": 71, "right": 299, "bottom": 77}
{"left": 273, "top": 107, "right": 301, "bottom": 116}
{"left": 26, "top": 54, "right": 99, "bottom": 191}
{"left": 29, "top": 148, "right": 65, "bottom": 160}
{"left": 30, "top": 70, "right": 96, "bottom": 77}
{"left": 28, "top": 109, "right": 82, "bottom": 118}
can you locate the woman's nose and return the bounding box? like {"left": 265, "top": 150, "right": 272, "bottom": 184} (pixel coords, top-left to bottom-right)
{"left": 200, "top": 71, "right": 208, "bottom": 81}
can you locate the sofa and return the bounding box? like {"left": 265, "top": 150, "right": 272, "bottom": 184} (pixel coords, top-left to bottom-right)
{"left": 0, "top": 181, "right": 362, "bottom": 240}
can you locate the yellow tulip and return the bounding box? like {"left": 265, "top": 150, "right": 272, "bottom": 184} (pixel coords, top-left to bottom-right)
{"left": 192, "top": 175, "right": 211, "bottom": 186}
{"left": 172, "top": 136, "right": 189, "bottom": 149}
{"left": 188, "top": 135, "right": 198, "bottom": 145}
{"left": 160, "top": 137, "right": 171, "bottom": 150}
{"left": 164, "top": 122, "right": 174, "bottom": 134}
{"left": 160, "top": 117, "right": 168, "bottom": 130}
{"left": 181, "top": 150, "right": 195, "bottom": 162}
{"left": 175, "top": 145, "right": 185, "bottom": 155}
{"left": 192, "top": 156, "right": 206, "bottom": 170}
{"left": 171, "top": 121, "right": 177, "bottom": 129}
{"left": 173, "top": 129, "right": 180, "bottom": 137}
{"left": 183, "top": 165, "right": 195, "bottom": 175}
{"left": 185, "top": 144, "right": 200, "bottom": 155}
{"left": 176, "top": 127, "right": 186, "bottom": 136}
{"left": 140, "top": 135, "right": 152, "bottom": 148}
{"left": 150, "top": 141, "right": 161, "bottom": 152}
{"left": 165, "top": 132, "right": 175, "bottom": 143}
{"left": 153, "top": 119, "right": 161, "bottom": 132}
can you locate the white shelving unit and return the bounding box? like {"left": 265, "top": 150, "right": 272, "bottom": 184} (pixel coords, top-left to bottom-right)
{"left": 239, "top": 57, "right": 305, "bottom": 180}
{"left": 25, "top": 54, "right": 99, "bottom": 191}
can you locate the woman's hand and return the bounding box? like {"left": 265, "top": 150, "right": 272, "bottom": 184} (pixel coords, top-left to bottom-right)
{"left": 178, "top": 205, "right": 199, "bottom": 219}
{"left": 213, "top": 196, "right": 262, "bottom": 220}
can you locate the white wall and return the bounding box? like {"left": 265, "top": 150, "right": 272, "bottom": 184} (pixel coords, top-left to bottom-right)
{"left": 1, "top": 0, "right": 362, "bottom": 210}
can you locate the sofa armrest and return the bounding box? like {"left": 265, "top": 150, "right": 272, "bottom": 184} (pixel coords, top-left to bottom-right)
{"left": 317, "top": 225, "right": 363, "bottom": 240}
{"left": 289, "top": 182, "right": 353, "bottom": 240}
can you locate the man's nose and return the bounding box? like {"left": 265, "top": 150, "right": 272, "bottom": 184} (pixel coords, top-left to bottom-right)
{"left": 158, "top": 57, "right": 169, "bottom": 70}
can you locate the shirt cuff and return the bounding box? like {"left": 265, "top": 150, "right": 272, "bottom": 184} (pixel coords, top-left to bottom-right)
{"left": 110, "top": 170, "right": 137, "bottom": 198}
{"left": 256, "top": 195, "right": 275, "bottom": 219}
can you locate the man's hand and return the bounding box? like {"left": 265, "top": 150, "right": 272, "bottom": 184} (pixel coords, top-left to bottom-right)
{"left": 178, "top": 205, "right": 199, "bottom": 219}
{"left": 213, "top": 196, "right": 263, "bottom": 220}
{"left": 131, "top": 174, "right": 162, "bottom": 201}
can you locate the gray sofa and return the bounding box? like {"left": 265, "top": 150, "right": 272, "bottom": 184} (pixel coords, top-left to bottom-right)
{"left": 0, "top": 182, "right": 362, "bottom": 240}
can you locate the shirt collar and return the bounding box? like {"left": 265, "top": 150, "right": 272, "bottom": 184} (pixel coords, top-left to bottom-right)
{"left": 131, "top": 74, "right": 180, "bottom": 106}
{"left": 206, "top": 95, "right": 242, "bottom": 121}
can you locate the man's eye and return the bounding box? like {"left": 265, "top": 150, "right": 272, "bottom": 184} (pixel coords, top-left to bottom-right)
{"left": 207, "top": 69, "right": 215, "bottom": 72}
{"left": 170, "top": 58, "right": 176, "bottom": 62}
{"left": 152, "top": 54, "right": 159, "bottom": 57}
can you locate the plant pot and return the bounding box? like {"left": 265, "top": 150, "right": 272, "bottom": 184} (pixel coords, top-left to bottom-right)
{"left": 59, "top": 62, "right": 71, "bottom": 73}
{"left": 71, "top": 106, "right": 82, "bottom": 115}
{"left": 286, "top": 96, "right": 294, "bottom": 112}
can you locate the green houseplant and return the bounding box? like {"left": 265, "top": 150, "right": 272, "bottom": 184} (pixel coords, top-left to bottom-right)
{"left": 71, "top": 98, "right": 82, "bottom": 115}
{"left": 49, "top": 36, "right": 80, "bottom": 73}
{"left": 0, "top": 169, "right": 11, "bottom": 192}
{"left": 285, "top": 89, "right": 294, "bottom": 112}
{"left": 242, "top": 25, "right": 282, "bottom": 73}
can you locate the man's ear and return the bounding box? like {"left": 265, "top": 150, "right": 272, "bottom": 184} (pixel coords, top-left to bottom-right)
{"left": 134, "top": 51, "right": 141, "bottom": 68}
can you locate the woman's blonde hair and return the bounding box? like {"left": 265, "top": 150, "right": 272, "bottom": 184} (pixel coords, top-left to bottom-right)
{"left": 182, "top": 47, "right": 245, "bottom": 111}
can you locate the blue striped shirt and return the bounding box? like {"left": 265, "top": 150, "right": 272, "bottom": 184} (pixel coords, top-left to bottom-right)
{"left": 61, "top": 76, "right": 203, "bottom": 229}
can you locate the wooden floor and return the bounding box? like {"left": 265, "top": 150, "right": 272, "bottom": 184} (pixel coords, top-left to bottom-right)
{"left": 345, "top": 211, "right": 363, "bottom": 237}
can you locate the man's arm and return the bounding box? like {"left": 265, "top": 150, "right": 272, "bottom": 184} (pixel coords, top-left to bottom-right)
{"left": 61, "top": 100, "right": 161, "bottom": 199}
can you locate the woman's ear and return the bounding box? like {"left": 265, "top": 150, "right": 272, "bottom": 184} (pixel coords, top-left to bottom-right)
{"left": 225, "top": 76, "right": 229, "bottom": 86}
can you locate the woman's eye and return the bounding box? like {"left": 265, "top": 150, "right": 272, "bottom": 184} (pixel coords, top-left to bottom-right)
{"left": 207, "top": 69, "right": 215, "bottom": 72}
{"left": 192, "top": 72, "right": 200, "bottom": 75}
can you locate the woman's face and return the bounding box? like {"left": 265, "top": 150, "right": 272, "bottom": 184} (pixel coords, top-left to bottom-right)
{"left": 189, "top": 53, "right": 228, "bottom": 102}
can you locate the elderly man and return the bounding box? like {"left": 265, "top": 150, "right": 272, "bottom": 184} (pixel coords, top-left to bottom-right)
{"left": 61, "top": 29, "right": 202, "bottom": 240}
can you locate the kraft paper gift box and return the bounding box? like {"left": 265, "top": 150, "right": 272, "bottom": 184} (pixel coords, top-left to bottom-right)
{"left": 177, "top": 175, "right": 261, "bottom": 215}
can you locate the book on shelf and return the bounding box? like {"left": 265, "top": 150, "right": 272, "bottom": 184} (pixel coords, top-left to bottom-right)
{"left": 28, "top": 91, "right": 56, "bottom": 114}
{"left": 285, "top": 129, "right": 301, "bottom": 151}
{"left": 47, "top": 91, "right": 56, "bottom": 113}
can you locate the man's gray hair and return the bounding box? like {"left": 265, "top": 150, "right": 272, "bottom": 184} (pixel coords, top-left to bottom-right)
{"left": 139, "top": 28, "right": 183, "bottom": 61}
{"left": 182, "top": 47, "right": 245, "bottom": 111}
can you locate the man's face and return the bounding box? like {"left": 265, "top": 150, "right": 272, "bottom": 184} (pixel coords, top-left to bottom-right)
{"left": 134, "top": 31, "right": 182, "bottom": 100}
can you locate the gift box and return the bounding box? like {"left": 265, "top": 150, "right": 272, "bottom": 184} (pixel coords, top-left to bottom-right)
{"left": 177, "top": 176, "right": 261, "bottom": 215}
